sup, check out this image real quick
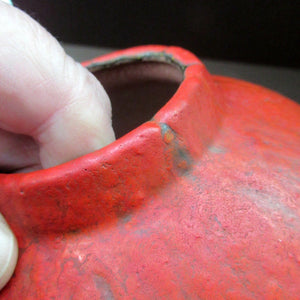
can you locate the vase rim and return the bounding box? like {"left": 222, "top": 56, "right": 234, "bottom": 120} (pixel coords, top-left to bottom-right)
{"left": 0, "top": 45, "right": 221, "bottom": 234}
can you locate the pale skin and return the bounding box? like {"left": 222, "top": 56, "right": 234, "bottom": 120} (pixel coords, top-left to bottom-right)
{"left": 0, "top": 2, "right": 115, "bottom": 289}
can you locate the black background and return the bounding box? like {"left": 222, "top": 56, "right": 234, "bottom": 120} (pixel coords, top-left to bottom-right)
{"left": 13, "top": 0, "right": 300, "bottom": 68}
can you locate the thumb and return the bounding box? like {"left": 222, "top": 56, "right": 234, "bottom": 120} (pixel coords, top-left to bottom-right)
{"left": 0, "top": 214, "right": 18, "bottom": 290}
{"left": 0, "top": 2, "right": 115, "bottom": 169}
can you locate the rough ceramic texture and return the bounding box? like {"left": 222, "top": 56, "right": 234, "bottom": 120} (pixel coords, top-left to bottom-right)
{"left": 0, "top": 46, "right": 299, "bottom": 299}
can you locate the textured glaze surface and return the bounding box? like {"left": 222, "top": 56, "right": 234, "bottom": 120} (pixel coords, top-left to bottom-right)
{"left": 0, "top": 46, "right": 299, "bottom": 299}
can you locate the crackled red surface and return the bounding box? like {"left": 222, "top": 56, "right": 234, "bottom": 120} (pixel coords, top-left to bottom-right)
{"left": 0, "top": 46, "right": 299, "bottom": 299}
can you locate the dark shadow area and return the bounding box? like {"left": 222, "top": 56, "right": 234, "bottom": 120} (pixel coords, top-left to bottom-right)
{"left": 14, "top": 0, "right": 300, "bottom": 68}
{"left": 92, "top": 61, "right": 183, "bottom": 138}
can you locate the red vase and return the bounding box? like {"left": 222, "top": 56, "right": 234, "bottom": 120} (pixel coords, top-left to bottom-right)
{"left": 0, "top": 46, "right": 299, "bottom": 299}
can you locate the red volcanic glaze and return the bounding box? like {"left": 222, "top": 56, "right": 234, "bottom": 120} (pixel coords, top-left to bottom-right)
{"left": 0, "top": 46, "right": 299, "bottom": 299}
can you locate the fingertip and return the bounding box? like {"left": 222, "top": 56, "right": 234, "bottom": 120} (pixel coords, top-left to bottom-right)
{"left": 35, "top": 67, "right": 116, "bottom": 169}
{"left": 0, "top": 214, "right": 18, "bottom": 291}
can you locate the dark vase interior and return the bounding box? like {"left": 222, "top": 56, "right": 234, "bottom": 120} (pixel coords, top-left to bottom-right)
{"left": 91, "top": 61, "right": 183, "bottom": 138}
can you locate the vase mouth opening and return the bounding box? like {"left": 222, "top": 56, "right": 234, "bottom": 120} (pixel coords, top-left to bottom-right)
{"left": 88, "top": 55, "right": 185, "bottom": 138}
{"left": 0, "top": 52, "right": 185, "bottom": 175}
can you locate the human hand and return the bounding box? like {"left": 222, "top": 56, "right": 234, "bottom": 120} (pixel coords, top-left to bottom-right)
{"left": 0, "top": 1, "right": 115, "bottom": 290}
